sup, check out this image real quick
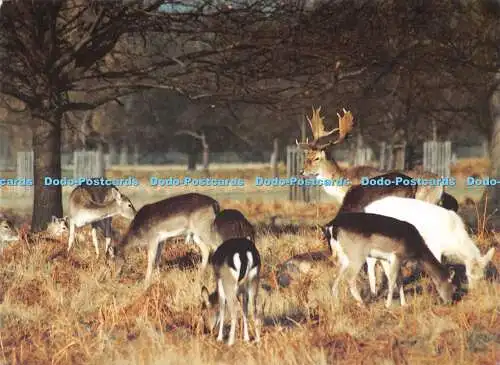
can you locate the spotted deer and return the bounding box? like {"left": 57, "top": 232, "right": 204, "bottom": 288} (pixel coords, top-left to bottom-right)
{"left": 323, "top": 212, "right": 456, "bottom": 308}
{"left": 201, "top": 237, "right": 261, "bottom": 345}
{"left": 111, "top": 193, "right": 220, "bottom": 286}
{"left": 67, "top": 183, "right": 136, "bottom": 257}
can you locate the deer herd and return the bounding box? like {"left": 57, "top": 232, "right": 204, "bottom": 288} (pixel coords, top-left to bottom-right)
{"left": 0, "top": 107, "right": 497, "bottom": 346}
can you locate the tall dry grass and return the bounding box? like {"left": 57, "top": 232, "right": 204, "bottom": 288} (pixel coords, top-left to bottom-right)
{"left": 0, "top": 200, "right": 498, "bottom": 365}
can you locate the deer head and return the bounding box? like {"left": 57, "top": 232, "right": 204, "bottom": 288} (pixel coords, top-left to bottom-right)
{"left": 296, "top": 107, "right": 354, "bottom": 176}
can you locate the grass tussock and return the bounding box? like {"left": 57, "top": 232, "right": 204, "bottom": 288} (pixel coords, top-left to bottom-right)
{"left": 0, "top": 201, "right": 498, "bottom": 365}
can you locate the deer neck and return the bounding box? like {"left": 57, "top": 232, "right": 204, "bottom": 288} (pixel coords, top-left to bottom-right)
{"left": 316, "top": 159, "right": 350, "bottom": 203}
{"left": 73, "top": 201, "right": 119, "bottom": 227}
{"left": 318, "top": 159, "right": 345, "bottom": 180}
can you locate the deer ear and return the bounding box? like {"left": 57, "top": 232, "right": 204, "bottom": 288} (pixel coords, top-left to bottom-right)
{"left": 448, "top": 268, "right": 455, "bottom": 282}
{"left": 51, "top": 215, "right": 57, "bottom": 223}
{"left": 481, "top": 247, "right": 495, "bottom": 267}
{"left": 201, "top": 286, "right": 211, "bottom": 306}
{"left": 111, "top": 188, "right": 121, "bottom": 200}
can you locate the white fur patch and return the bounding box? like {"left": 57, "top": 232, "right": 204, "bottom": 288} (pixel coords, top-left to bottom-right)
{"left": 248, "top": 266, "right": 259, "bottom": 281}
{"left": 329, "top": 227, "right": 349, "bottom": 267}
{"left": 230, "top": 253, "right": 242, "bottom": 280}
{"left": 364, "top": 196, "right": 481, "bottom": 265}
{"left": 246, "top": 251, "right": 254, "bottom": 277}
{"left": 217, "top": 279, "right": 225, "bottom": 301}
{"left": 316, "top": 173, "right": 347, "bottom": 203}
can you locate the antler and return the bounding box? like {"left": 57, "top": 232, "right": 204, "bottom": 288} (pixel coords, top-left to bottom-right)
{"left": 296, "top": 107, "right": 354, "bottom": 150}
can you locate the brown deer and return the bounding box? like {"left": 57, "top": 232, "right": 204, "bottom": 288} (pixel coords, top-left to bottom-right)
{"left": 111, "top": 193, "right": 221, "bottom": 286}
{"left": 67, "top": 184, "right": 137, "bottom": 257}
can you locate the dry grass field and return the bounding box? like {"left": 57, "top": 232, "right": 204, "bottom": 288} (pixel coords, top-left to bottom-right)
{"left": 0, "top": 158, "right": 498, "bottom": 365}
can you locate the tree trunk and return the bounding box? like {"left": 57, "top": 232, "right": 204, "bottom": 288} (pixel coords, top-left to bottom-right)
{"left": 480, "top": 77, "right": 500, "bottom": 231}
{"left": 187, "top": 150, "right": 197, "bottom": 170}
{"left": 31, "top": 115, "right": 62, "bottom": 232}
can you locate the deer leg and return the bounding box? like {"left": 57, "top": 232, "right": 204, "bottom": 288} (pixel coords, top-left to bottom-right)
{"left": 216, "top": 279, "right": 226, "bottom": 342}
{"left": 249, "top": 278, "right": 261, "bottom": 342}
{"left": 226, "top": 291, "right": 239, "bottom": 346}
{"left": 145, "top": 240, "right": 161, "bottom": 286}
{"left": 345, "top": 258, "right": 365, "bottom": 306}
{"left": 332, "top": 259, "right": 349, "bottom": 298}
{"left": 90, "top": 223, "right": 100, "bottom": 257}
{"left": 384, "top": 255, "right": 401, "bottom": 309}
{"left": 154, "top": 241, "right": 165, "bottom": 269}
{"left": 67, "top": 221, "right": 76, "bottom": 252}
{"left": 366, "top": 257, "right": 378, "bottom": 295}
{"left": 103, "top": 218, "right": 112, "bottom": 254}
{"left": 242, "top": 287, "right": 250, "bottom": 342}
{"left": 192, "top": 234, "right": 210, "bottom": 273}
{"left": 380, "top": 259, "right": 406, "bottom": 306}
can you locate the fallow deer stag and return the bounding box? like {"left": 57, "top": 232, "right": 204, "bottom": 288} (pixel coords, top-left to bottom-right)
{"left": 295, "top": 107, "right": 451, "bottom": 207}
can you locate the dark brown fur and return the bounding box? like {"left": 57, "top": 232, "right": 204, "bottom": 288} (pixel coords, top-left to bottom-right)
{"left": 338, "top": 172, "right": 417, "bottom": 214}
{"left": 213, "top": 209, "right": 255, "bottom": 243}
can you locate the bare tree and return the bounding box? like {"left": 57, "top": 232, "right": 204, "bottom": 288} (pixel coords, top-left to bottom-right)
{"left": 0, "top": 0, "right": 290, "bottom": 231}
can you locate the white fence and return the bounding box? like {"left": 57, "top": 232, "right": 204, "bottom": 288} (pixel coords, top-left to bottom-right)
{"left": 15, "top": 151, "right": 34, "bottom": 195}
{"left": 354, "top": 147, "right": 374, "bottom": 166}
{"left": 0, "top": 129, "right": 11, "bottom": 171}
{"left": 73, "top": 150, "right": 105, "bottom": 178}
{"left": 379, "top": 142, "right": 407, "bottom": 171}
{"left": 423, "top": 141, "right": 452, "bottom": 177}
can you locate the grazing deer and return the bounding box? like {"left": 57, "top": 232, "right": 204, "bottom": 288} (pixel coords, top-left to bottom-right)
{"left": 323, "top": 212, "right": 456, "bottom": 308}
{"left": 0, "top": 219, "right": 18, "bottom": 250}
{"left": 201, "top": 237, "right": 261, "bottom": 345}
{"left": 111, "top": 193, "right": 220, "bottom": 285}
{"left": 295, "top": 107, "right": 446, "bottom": 206}
{"left": 67, "top": 184, "right": 136, "bottom": 257}
{"left": 213, "top": 209, "right": 255, "bottom": 244}
{"left": 364, "top": 196, "right": 496, "bottom": 289}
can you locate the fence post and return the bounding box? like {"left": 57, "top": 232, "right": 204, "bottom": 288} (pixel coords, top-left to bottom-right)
{"left": 73, "top": 150, "right": 106, "bottom": 179}
{"left": 16, "top": 151, "right": 34, "bottom": 195}
{"left": 120, "top": 143, "right": 128, "bottom": 165}
{"left": 423, "top": 141, "right": 451, "bottom": 177}
{"left": 0, "top": 129, "right": 10, "bottom": 171}
{"left": 133, "top": 144, "right": 140, "bottom": 165}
